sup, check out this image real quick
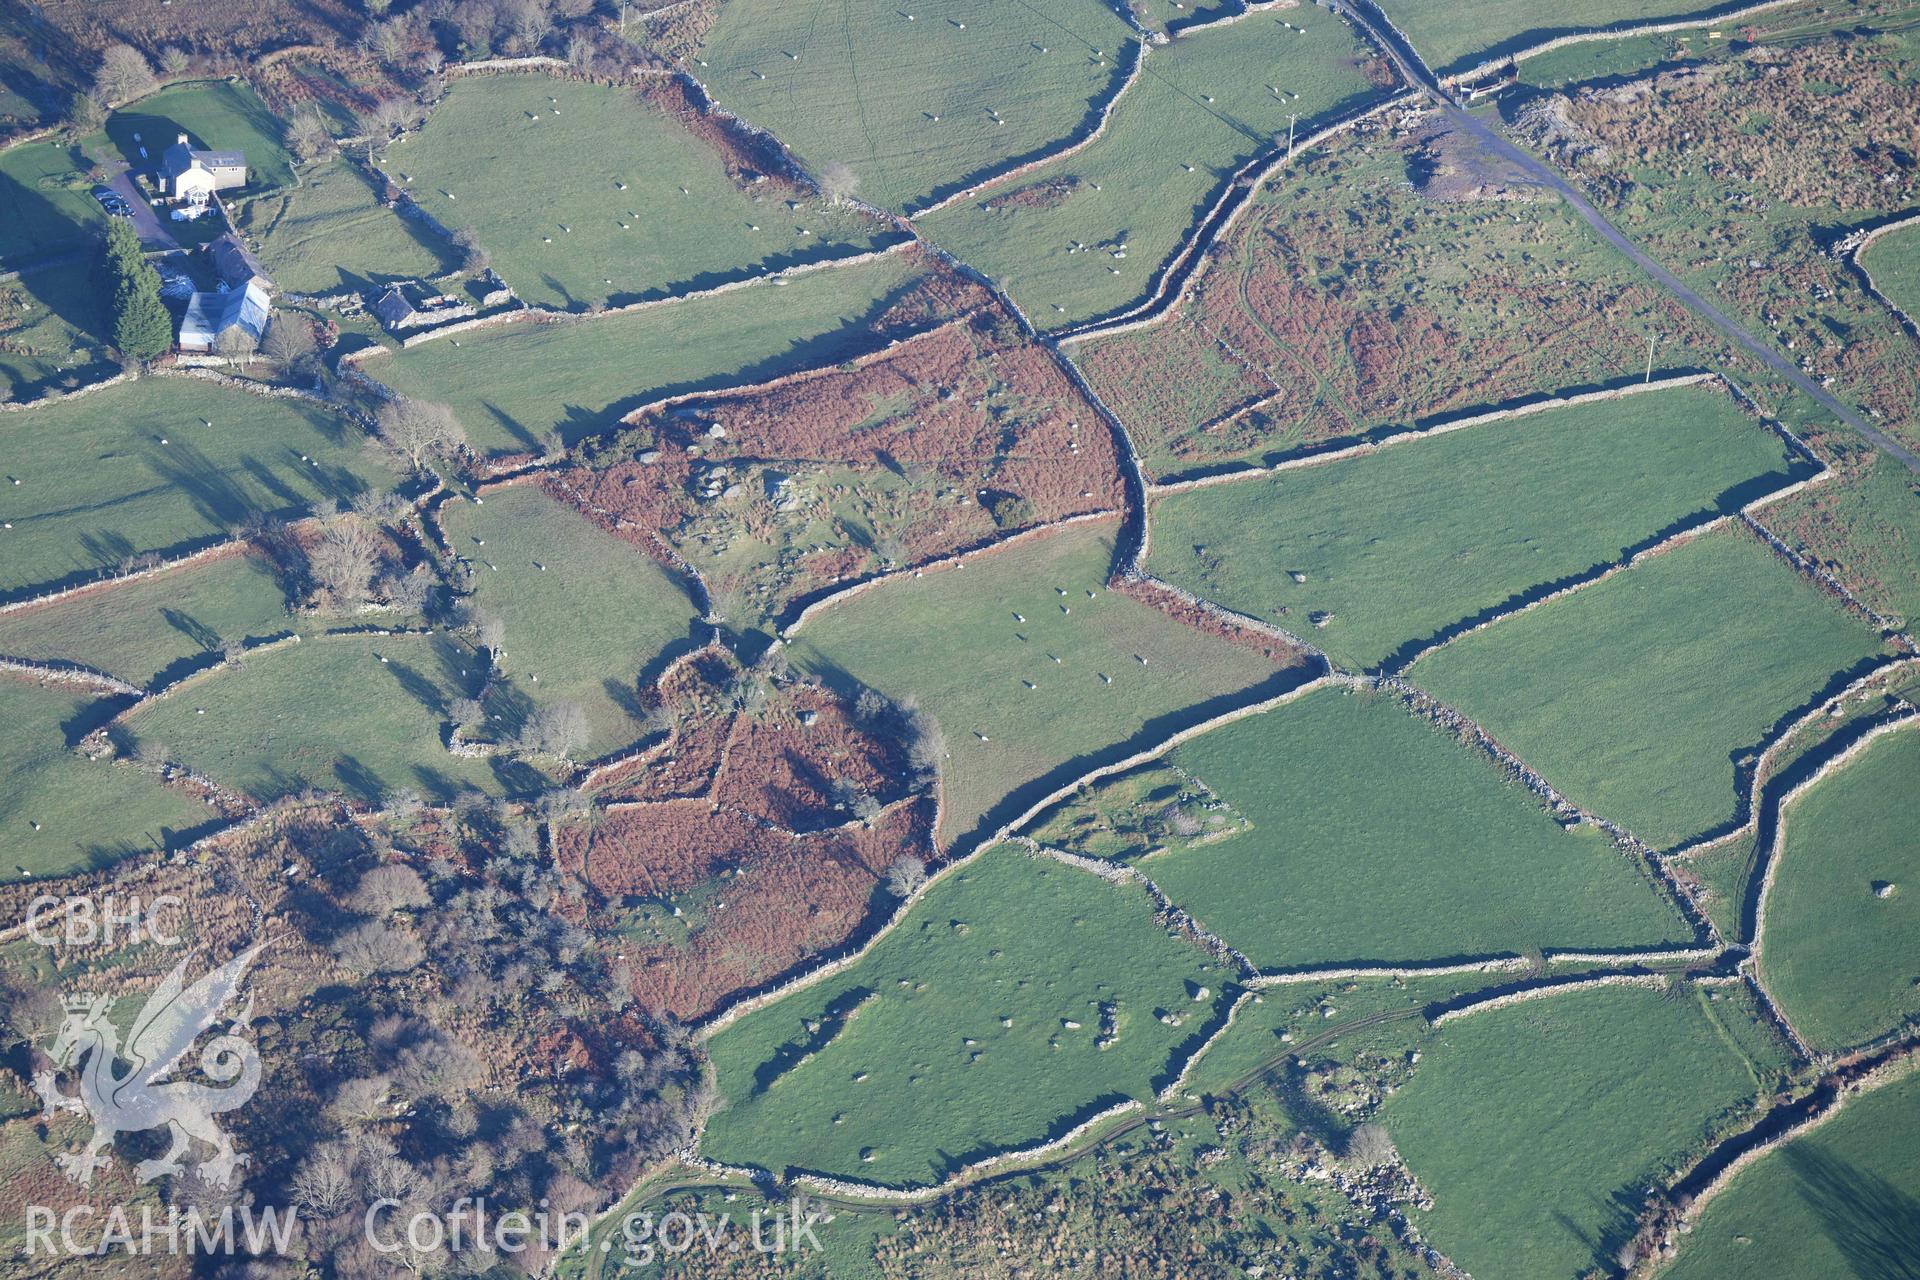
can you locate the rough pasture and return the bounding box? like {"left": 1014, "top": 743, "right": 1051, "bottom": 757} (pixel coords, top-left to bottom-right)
{"left": 0, "top": 141, "right": 102, "bottom": 266}
{"left": 0, "top": 676, "right": 217, "bottom": 881}
{"left": 96, "top": 79, "right": 295, "bottom": 193}
{"left": 782, "top": 519, "right": 1301, "bottom": 847}
{"left": 1408, "top": 527, "right": 1888, "bottom": 850}
{"left": 1765, "top": 451, "right": 1920, "bottom": 631}
{"left": 1068, "top": 113, "right": 1730, "bottom": 479}
{"left": 1144, "top": 383, "right": 1807, "bottom": 671}
{"left": 559, "top": 654, "right": 933, "bottom": 1019}
{"left": 918, "top": 6, "right": 1389, "bottom": 328}
{"left": 441, "top": 484, "right": 702, "bottom": 759}
{"left": 0, "top": 377, "right": 397, "bottom": 602}
{"left": 0, "top": 260, "right": 116, "bottom": 403}
{"left": 0, "top": 547, "right": 292, "bottom": 689}
{"left": 1663, "top": 1067, "right": 1920, "bottom": 1280}
{"left": 1762, "top": 723, "right": 1920, "bottom": 1052}
{"left": 237, "top": 157, "right": 458, "bottom": 294}
{"left": 391, "top": 75, "right": 891, "bottom": 310}
{"left": 123, "top": 631, "right": 545, "bottom": 804}
{"left": 700, "top": 846, "right": 1238, "bottom": 1187}
{"left": 546, "top": 309, "right": 1123, "bottom": 627}
{"left": 694, "top": 0, "right": 1137, "bottom": 214}
{"left": 367, "top": 248, "right": 972, "bottom": 457}
{"left": 1371, "top": 0, "right": 1768, "bottom": 77}
{"left": 1063, "top": 684, "right": 1691, "bottom": 969}
{"left": 1382, "top": 983, "right": 1770, "bottom": 1280}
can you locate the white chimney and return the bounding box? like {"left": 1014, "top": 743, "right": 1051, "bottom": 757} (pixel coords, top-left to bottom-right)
{"left": 177, "top": 133, "right": 189, "bottom": 146}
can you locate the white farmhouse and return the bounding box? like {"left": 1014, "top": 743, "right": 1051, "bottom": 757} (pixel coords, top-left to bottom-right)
{"left": 160, "top": 133, "right": 247, "bottom": 202}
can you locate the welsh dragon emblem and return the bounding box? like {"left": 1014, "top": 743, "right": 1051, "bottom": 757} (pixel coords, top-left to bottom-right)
{"left": 33, "top": 943, "right": 264, "bottom": 1188}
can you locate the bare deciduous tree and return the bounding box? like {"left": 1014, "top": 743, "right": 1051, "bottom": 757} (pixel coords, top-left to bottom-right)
{"left": 349, "top": 864, "right": 430, "bottom": 915}
{"left": 262, "top": 310, "right": 318, "bottom": 374}
{"left": 820, "top": 161, "right": 860, "bottom": 206}
{"left": 285, "top": 107, "right": 335, "bottom": 164}
{"left": 213, "top": 325, "right": 258, "bottom": 368}
{"left": 93, "top": 44, "right": 156, "bottom": 104}
{"left": 328, "top": 1075, "right": 391, "bottom": 1126}
{"left": 159, "top": 46, "right": 191, "bottom": 76}
{"left": 375, "top": 396, "right": 466, "bottom": 471}
{"left": 565, "top": 32, "right": 595, "bottom": 71}
{"left": 331, "top": 921, "right": 425, "bottom": 974}
{"left": 884, "top": 854, "right": 927, "bottom": 898}
{"left": 310, "top": 520, "right": 384, "bottom": 609}
{"left": 1344, "top": 1122, "right": 1396, "bottom": 1169}
{"left": 517, "top": 700, "right": 590, "bottom": 761}
{"left": 290, "top": 1142, "right": 357, "bottom": 1214}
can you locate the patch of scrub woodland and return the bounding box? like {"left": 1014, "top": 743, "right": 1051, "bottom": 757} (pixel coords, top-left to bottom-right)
{"left": 390, "top": 74, "right": 891, "bottom": 310}
{"left": 1068, "top": 112, "right": 1735, "bottom": 480}
{"left": 918, "top": 5, "right": 1392, "bottom": 328}
{"left": 700, "top": 845, "right": 1238, "bottom": 1187}
{"left": 782, "top": 517, "right": 1300, "bottom": 847}
{"left": 1408, "top": 527, "right": 1889, "bottom": 851}
{"left": 1144, "top": 382, "right": 1808, "bottom": 671}
{"left": 1761, "top": 723, "right": 1920, "bottom": 1052}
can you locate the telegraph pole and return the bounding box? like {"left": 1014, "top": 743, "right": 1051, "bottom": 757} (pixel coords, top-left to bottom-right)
{"left": 1645, "top": 331, "right": 1656, "bottom": 383}
{"left": 1287, "top": 114, "right": 1296, "bottom": 159}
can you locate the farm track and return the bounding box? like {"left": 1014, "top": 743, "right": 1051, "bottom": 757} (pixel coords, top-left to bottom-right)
{"left": 1339, "top": 0, "right": 1920, "bottom": 475}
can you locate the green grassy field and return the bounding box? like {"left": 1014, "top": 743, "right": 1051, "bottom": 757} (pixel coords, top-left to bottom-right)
{"left": 1382, "top": 983, "right": 1768, "bottom": 1280}
{"left": 1763, "top": 723, "right": 1920, "bottom": 1052}
{"left": 0, "top": 140, "right": 103, "bottom": 267}
{"left": 369, "top": 249, "right": 932, "bottom": 456}
{"left": 95, "top": 79, "right": 294, "bottom": 194}
{"left": 1408, "top": 528, "right": 1886, "bottom": 850}
{"left": 123, "top": 631, "right": 548, "bottom": 804}
{"left": 918, "top": 7, "right": 1382, "bottom": 327}
{"left": 441, "top": 485, "right": 700, "bottom": 758}
{"left": 1664, "top": 1066, "right": 1920, "bottom": 1280}
{"left": 236, "top": 158, "right": 457, "bottom": 294}
{"left": 784, "top": 519, "right": 1291, "bottom": 846}
{"left": 700, "top": 844, "right": 1237, "bottom": 1186}
{"left": 1863, "top": 220, "right": 1920, "bottom": 327}
{"left": 1146, "top": 386, "right": 1806, "bottom": 671}
{"left": 0, "top": 677, "right": 213, "bottom": 880}
{"left": 0, "top": 549, "right": 293, "bottom": 689}
{"left": 0, "top": 260, "right": 116, "bottom": 403}
{"left": 1123, "top": 686, "right": 1691, "bottom": 969}
{"left": 0, "top": 376, "right": 398, "bottom": 602}
{"left": 696, "top": 0, "right": 1136, "bottom": 214}
{"left": 392, "top": 75, "right": 890, "bottom": 310}
{"left": 1373, "top": 0, "right": 1750, "bottom": 76}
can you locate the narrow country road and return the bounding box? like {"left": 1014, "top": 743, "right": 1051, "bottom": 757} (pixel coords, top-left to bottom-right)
{"left": 1340, "top": 0, "right": 1920, "bottom": 474}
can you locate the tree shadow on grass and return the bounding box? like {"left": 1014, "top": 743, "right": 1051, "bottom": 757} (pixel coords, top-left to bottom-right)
{"left": 1787, "top": 1143, "right": 1920, "bottom": 1279}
